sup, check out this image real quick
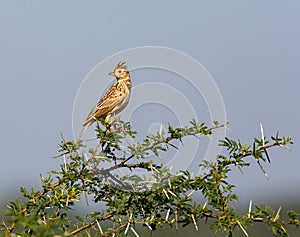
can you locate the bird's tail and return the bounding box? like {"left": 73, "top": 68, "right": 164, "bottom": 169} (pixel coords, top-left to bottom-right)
{"left": 78, "top": 121, "right": 92, "bottom": 140}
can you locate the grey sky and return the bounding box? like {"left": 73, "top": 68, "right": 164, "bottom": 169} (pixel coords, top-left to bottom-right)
{"left": 0, "top": 1, "right": 299, "bottom": 210}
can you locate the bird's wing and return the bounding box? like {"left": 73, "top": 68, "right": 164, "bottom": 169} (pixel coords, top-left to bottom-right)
{"left": 79, "top": 94, "right": 122, "bottom": 138}
{"left": 83, "top": 83, "right": 126, "bottom": 126}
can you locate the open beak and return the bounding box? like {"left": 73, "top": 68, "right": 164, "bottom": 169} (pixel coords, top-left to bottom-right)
{"left": 108, "top": 71, "right": 115, "bottom": 76}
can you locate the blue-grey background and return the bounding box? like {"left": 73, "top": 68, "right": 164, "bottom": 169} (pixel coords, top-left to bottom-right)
{"left": 0, "top": 1, "right": 299, "bottom": 235}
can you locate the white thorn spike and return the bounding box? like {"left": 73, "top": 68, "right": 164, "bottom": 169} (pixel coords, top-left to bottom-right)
{"left": 237, "top": 220, "right": 249, "bottom": 237}
{"left": 130, "top": 227, "right": 139, "bottom": 237}
{"left": 248, "top": 200, "right": 252, "bottom": 218}
{"left": 95, "top": 219, "right": 103, "bottom": 234}
{"left": 166, "top": 208, "right": 170, "bottom": 221}
{"left": 260, "top": 123, "right": 265, "bottom": 146}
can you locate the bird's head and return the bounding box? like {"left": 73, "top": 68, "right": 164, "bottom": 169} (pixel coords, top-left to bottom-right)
{"left": 109, "top": 61, "right": 130, "bottom": 80}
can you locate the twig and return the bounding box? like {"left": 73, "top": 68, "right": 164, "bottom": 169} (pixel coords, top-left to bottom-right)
{"left": 61, "top": 133, "right": 72, "bottom": 158}
{"left": 66, "top": 212, "right": 115, "bottom": 236}
{"left": 53, "top": 151, "right": 69, "bottom": 158}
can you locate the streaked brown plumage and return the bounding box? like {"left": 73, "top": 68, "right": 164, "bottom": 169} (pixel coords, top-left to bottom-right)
{"left": 79, "top": 61, "right": 131, "bottom": 138}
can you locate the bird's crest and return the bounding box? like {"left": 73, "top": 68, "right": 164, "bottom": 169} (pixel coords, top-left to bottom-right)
{"left": 116, "top": 61, "right": 128, "bottom": 70}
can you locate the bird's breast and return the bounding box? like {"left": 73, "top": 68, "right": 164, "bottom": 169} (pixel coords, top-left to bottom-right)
{"left": 112, "top": 85, "right": 131, "bottom": 115}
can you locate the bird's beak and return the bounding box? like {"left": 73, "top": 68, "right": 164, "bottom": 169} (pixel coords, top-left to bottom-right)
{"left": 108, "top": 72, "right": 115, "bottom": 76}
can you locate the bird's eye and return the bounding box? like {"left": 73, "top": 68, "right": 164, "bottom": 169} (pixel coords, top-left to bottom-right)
{"left": 118, "top": 70, "right": 122, "bottom": 74}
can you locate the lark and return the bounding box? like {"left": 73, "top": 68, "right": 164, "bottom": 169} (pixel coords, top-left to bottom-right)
{"left": 79, "top": 61, "right": 132, "bottom": 138}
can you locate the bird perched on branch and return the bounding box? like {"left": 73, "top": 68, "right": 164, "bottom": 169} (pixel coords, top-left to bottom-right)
{"left": 79, "top": 61, "right": 132, "bottom": 138}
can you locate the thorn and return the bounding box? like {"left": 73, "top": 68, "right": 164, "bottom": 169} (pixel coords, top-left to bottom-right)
{"left": 256, "top": 158, "right": 269, "bottom": 180}
{"left": 203, "top": 201, "right": 208, "bottom": 209}
{"left": 279, "top": 144, "right": 291, "bottom": 151}
{"left": 159, "top": 122, "right": 163, "bottom": 135}
{"left": 248, "top": 200, "right": 252, "bottom": 218}
{"left": 66, "top": 196, "right": 69, "bottom": 207}
{"left": 237, "top": 220, "right": 249, "bottom": 237}
{"left": 124, "top": 213, "right": 132, "bottom": 235}
{"left": 274, "top": 206, "right": 282, "bottom": 221}
{"left": 187, "top": 190, "right": 195, "bottom": 198}
{"left": 40, "top": 174, "right": 45, "bottom": 185}
{"left": 191, "top": 214, "right": 198, "bottom": 231}
{"left": 145, "top": 222, "right": 152, "bottom": 230}
{"left": 165, "top": 142, "right": 179, "bottom": 150}
{"left": 224, "top": 126, "right": 232, "bottom": 132}
{"left": 166, "top": 208, "right": 170, "bottom": 221}
{"left": 237, "top": 164, "right": 244, "bottom": 174}
{"left": 260, "top": 123, "right": 265, "bottom": 146}
{"left": 84, "top": 190, "right": 89, "bottom": 206}
{"left": 63, "top": 154, "right": 67, "bottom": 171}
{"left": 162, "top": 189, "right": 169, "bottom": 199}
{"left": 141, "top": 207, "right": 145, "bottom": 216}
{"left": 83, "top": 152, "right": 89, "bottom": 163}
{"left": 264, "top": 148, "right": 271, "bottom": 163}
{"left": 156, "top": 153, "right": 163, "bottom": 161}
{"left": 168, "top": 190, "right": 177, "bottom": 197}
{"left": 168, "top": 179, "right": 172, "bottom": 189}
{"left": 95, "top": 219, "right": 103, "bottom": 234}
{"left": 86, "top": 136, "right": 98, "bottom": 142}
{"left": 175, "top": 209, "right": 178, "bottom": 231}
{"left": 130, "top": 227, "right": 139, "bottom": 237}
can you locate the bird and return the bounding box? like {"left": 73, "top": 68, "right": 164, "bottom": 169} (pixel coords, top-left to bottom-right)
{"left": 78, "top": 61, "right": 132, "bottom": 138}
